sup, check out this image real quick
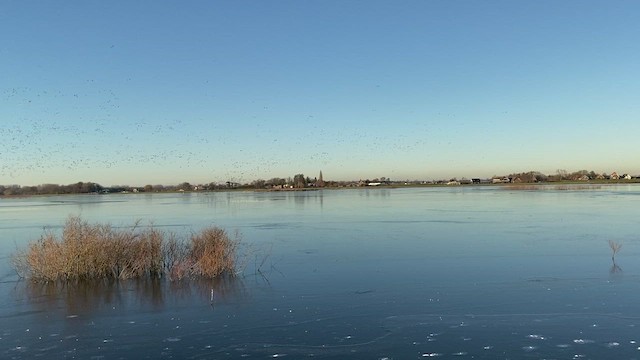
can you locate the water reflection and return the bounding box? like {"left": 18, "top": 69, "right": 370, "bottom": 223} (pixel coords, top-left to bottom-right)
{"left": 167, "top": 276, "right": 250, "bottom": 305}
{"left": 609, "top": 260, "right": 622, "bottom": 275}
{"left": 4, "top": 187, "right": 640, "bottom": 359}
{"left": 15, "top": 275, "right": 247, "bottom": 316}
{"left": 361, "top": 188, "right": 391, "bottom": 198}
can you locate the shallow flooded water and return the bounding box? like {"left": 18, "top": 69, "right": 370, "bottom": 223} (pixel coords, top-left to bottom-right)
{"left": 2, "top": 185, "right": 640, "bottom": 359}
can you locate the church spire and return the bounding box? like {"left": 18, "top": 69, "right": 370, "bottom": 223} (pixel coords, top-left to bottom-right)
{"left": 317, "top": 171, "right": 325, "bottom": 188}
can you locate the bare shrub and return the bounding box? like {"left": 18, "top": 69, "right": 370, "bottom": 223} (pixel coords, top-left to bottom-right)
{"left": 14, "top": 216, "right": 240, "bottom": 283}
{"left": 609, "top": 240, "right": 622, "bottom": 261}
{"left": 163, "top": 233, "right": 191, "bottom": 281}
{"left": 189, "top": 227, "right": 238, "bottom": 278}
{"left": 14, "top": 232, "right": 65, "bottom": 282}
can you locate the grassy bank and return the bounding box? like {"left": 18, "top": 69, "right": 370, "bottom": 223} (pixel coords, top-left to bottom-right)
{"left": 13, "top": 217, "right": 239, "bottom": 282}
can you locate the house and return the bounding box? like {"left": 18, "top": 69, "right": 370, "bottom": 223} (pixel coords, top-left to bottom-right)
{"left": 610, "top": 172, "right": 619, "bottom": 180}
{"left": 578, "top": 175, "right": 590, "bottom": 181}
{"left": 622, "top": 174, "right": 632, "bottom": 180}
{"left": 491, "top": 177, "right": 511, "bottom": 183}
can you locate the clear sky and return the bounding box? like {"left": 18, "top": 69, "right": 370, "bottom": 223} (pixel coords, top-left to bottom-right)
{"left": 1, "top": 1, "right": 639, "bottom": 186}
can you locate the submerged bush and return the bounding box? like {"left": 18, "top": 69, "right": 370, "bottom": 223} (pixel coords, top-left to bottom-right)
{"left": 13, "top": 217, "right": 240, "bottom": 282}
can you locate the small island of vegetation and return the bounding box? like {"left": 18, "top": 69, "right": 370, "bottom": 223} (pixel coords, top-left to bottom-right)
{"left": 13, "top": 217, "right": 239, "bottom": 282}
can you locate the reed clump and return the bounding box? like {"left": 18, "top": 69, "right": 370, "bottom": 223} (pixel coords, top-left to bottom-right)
{"left": 13, "top": 217, "right": 239, "bottom": 282}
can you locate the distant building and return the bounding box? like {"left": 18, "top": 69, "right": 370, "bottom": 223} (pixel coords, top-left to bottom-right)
{"left": 317, "top": 171, "right": 325, "bottom": 188}
{"left": 492, "top": 177, "right": 511, "bottom": 184}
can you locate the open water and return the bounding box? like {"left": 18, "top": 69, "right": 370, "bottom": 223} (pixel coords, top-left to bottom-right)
{"left": 1, "top": 185, "right": 640, "bottom": 359}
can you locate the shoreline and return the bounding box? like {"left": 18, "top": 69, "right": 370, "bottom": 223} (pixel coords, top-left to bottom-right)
{"left": 2, "top": 180, "right": 639, "bottom": 199}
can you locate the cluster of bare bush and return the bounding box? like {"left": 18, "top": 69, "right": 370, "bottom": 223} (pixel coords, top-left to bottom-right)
{"left": 13, "top": 217, "right": 239, "bottom": 282}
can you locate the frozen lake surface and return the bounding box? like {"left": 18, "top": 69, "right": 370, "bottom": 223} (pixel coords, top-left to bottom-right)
{"left": 2, "top": 185, "right": 640, "bottom": 359}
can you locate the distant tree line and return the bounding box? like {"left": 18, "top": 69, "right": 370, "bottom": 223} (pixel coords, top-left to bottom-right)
{"left": 0, "top": 182, "right": 104, "bottom": 196}
{"left": 0, "top": 181, "right": 222, "bottom": 196}
{"left": 503, "top": 169, "right": 637, "bottom": 183}
{"left": 0, "top": 173, "right": 325, "bottom": 196}
{"left": 3, "top": 168, "right": 636, "bottom": 196}
{"left": 249, "top": 173, "right": 329, "bottom": 189}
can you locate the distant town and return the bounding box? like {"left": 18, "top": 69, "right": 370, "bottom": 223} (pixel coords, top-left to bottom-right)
{"left": 1, "top": 169, "right": 639, "bottom": 197}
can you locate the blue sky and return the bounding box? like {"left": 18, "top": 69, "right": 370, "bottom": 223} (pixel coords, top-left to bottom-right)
{"left": 1, "top": 1, "right": 639, "bottom": 186}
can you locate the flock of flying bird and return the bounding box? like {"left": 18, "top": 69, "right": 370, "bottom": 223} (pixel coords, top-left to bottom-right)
{"left": 1, "top": 85, "right": 440, "bottom": 186}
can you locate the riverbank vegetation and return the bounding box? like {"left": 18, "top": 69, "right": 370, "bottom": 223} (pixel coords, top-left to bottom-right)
{"left": 2, "top": 169, "right": 640, "bottom": 197}
{"left": 13, "top": 217, "right": 239, "bottom": 282}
